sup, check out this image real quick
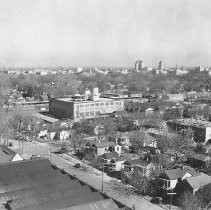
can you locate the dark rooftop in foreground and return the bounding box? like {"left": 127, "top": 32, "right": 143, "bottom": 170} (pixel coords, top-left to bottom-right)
{"left": 0, "top": 158, "right": 127, "bottom": 210}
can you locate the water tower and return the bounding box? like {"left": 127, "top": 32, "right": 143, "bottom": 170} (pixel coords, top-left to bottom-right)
{"left": 91, "top": 87, "right": 99, "bottom": 101}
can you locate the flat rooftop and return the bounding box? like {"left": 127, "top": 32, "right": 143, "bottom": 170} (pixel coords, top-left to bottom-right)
{"left": 170, "top": 118, "right": 211, "bottom": 128}
{"left": 56, "top": 97, "right": 114, "bottom": 103}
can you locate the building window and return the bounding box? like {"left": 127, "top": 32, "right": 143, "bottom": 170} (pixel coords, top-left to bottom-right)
{"left": 80, "top": 113, "right": 84, "bottom": 117}
{"left": 91, "top": 104, "right": 94, "bottom": 106}
{"left": 80, "top": 105, "right": 83, "bottom": 108}
{"left": 96, "top": 103, "right": 99, "bottom": 106}
{"left": 85, "top": 112, "right": 89, "bottom": 117}
{"left": 116, "top": 147, "right": 119, "bottom": 151}
{"left": 90, "top": 112, "right": 94, "bottom": 116}
{"left": 105, "top": 102, "right": 109, "bottom": 106}
{"left": 85, "top": 104, "right": 89, "bottom": 107}
{"left": 105, "top": 148, "right": 107, "bottom": 151}
{"left": 110, "top": 102, "right": 114, "bottom": 105}
{"left": 100, "top": 103, "right": 104, "bottom": 106}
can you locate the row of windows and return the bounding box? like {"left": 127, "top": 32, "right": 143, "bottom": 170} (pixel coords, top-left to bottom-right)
{"left": 79, "top": 111, "right": 100, "bottom": 118}
{"left": 77, "top": 101, "right": 122, "bottom": 108}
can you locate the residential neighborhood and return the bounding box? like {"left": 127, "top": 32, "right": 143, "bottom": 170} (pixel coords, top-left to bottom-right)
{"left": 1, "top": 0, "right": 211, "bottom": 209}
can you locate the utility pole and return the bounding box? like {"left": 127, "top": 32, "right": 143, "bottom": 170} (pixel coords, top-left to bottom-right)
{"left": 167, "top": 190, "right": 176, "bottom": 210}
{"left": 49, "top": 141, "right": 51, "bottom": 161}
{"left": 101, "top": 163, "right": 104, "bottom": 192}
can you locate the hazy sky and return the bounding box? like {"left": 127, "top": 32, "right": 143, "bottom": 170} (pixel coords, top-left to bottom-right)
{"left": 0, "top": 0, "right": 211, "bottom": 67}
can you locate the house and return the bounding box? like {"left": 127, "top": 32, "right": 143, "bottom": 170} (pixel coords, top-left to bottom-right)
{"left": 143, "top": 133, "right": 158, "bottom": 148}
{"left": 88, "top": 141, "right": 122, "bottom": 156}
{"left": 165, "top": 93, "right": 186, "bottom": 102}
{"left": 98, "top": 152, "right": 119, "bottom": 164}
{"left": 108, "top": 156, "right": 129, "bottom": 172}
{"left": 187, "top": 153, "right": 211, "bottom": 169}
{"left": 165, "top": 148, "right": 187, "bottom": 162}
{"left": 0, "top": 145, "right": 23, "bottom": 163}
{"left": 157, "top": 166, "right": 196, "bottom": 191}
{"left": 175, "top": 173, "right": 211, "bottom": 195}
{"left": 48, "top": 126, "right": 71, "bottom": 140}
{"left": 116, "top": 132, "right": 131, "bottom": 150}
{"left": 116, "top": 131, "right": 158, "bottom": 151}
{"left": 123, "top": 158, "right": 161, "bottom": 177}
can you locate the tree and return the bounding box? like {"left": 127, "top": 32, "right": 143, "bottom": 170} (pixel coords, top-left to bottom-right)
{"left": 129, "top": 131, "right": 145, "bottom": 153}
{"left": 178, "top": 191, "right": 203, "bottom": 210}
{"left": 0, "top": 111, "right": 13, "bottom": 145}
{"left": 163, "top": 108, "right": 183, "bottom": 121}
{"left": 116, "top": 117, "right": 134, "bottom": 132}
{"left": 9, "top": 110, "right": 41, "bottom": 142}
{"left": 60, "top": 143, "right": 68, "bottom": 153}
{"left": 72, "top": 121, "right": 95, "bottom": 136}
{"left": 195, "top": 143, "right": 206, "bottom": 154}
{"left": 95, "top": 118, "right": 117, "bottom": 140}
{"left": 70, "top": 132, "right": 86, "bottom": 152}
{"left": 183, "top": 127, "right": 195, "bottom": 155}
{"left": 129, "top": 171, "right": 150, "bottom": 195}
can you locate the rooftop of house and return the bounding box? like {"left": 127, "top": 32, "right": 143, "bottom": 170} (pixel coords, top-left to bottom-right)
{"left": 0, "top": 145, "right": 18, "bottom": 164}
{"left": 110, "top": 156, "right": 129, "bottom": 163}
{"left": 0, "top": 158, "right": 125, "bottom": 210}
{"left": 123, "top": 158, "right": 151, "bottom": 167}
{"left": 92, "top": 141, "right": 117, "bottom": 148}
{"left": 99, "top": 152, "right": 119, "bottom": 160}
{"left": 185, "top": 172, "right": 211, "bottom": 189}
{"left": 169, "top": 118, "right": 211, "bottom": 128}
{"left": 159, "top": 166, "right": 196, "bottom": 180}
{"left": 189, "top": 153, "right": 211, "bottom": 162}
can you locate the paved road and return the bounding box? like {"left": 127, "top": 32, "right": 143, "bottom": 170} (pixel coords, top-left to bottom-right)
{"left": 8, "top": 139, "right": 180, "bottom": 210}
{"left": 50, "top": 153, "right": 163, "bottom": 210}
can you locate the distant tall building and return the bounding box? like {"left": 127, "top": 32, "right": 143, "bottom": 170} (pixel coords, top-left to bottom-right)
{"left": 158, "top": 60, "right": 163, "bottom": 71}
{"left": 135, "top": 60, "right": 144, "bottom": 71}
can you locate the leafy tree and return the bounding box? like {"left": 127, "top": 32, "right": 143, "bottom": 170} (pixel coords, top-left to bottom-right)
{"left": 70, "top": 132, "right": 86, "bottom": 152}
{"left": 72, "top": 121, "right": 95, "bottom": 136}
{"left": 163, "top": 108, "right": 183, "bottom": 121}
{"left": 60, "top": 143, "right": 68, "bottom": 153}
{"left": 183, "top": 128, "right": 195, "bottom": 154}
{"left": 116, "top": 117, "right": 134, "bottom": 132}
{"left": 9, "top": 110, "right": 41, "bottom": 142}
{"left": 129, "top": 172, "right": 151, "bottom": 195}
{"left": 195, "top": 143, "right": 206, "bottom": 154}
{"left": 129, "top": 131, "right": 145, "bottom": 153}
{"left": 178, "top": 191, "right": 203, "bottom": 210}
{"left": 0, "top": 111, "right": 13, "bottom": 145}
{"left": 95, "top": 118, "right": 117, "bottom": 139}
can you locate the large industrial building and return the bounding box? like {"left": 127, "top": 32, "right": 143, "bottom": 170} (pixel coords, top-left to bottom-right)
{"left": 49, "top": 88, "right": 124, "bottom": 121}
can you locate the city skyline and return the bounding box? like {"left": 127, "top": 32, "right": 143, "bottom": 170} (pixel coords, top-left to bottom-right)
{"left": 1, "top": 0, "right": 211, "bottom": 67}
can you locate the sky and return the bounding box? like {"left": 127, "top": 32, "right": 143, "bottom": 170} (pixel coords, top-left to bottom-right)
{"left": 0, "top": 0, "right": 211, "bottom": 67}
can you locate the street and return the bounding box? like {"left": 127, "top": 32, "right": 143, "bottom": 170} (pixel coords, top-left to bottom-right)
{"left": 8, "top": 139, "right": 180, "bottom": 210}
